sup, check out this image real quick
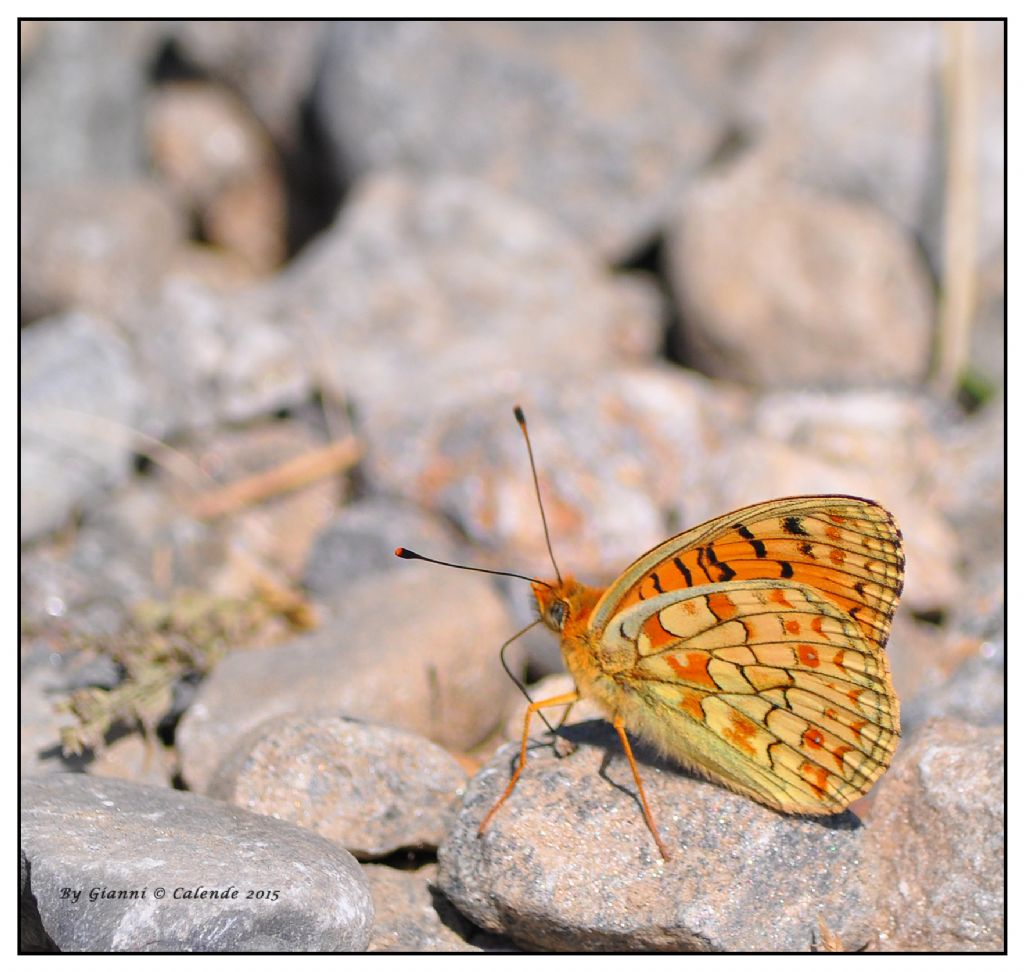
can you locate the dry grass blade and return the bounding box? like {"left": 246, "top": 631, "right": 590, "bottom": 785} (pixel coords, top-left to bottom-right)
{"left": 189, "top": 436, "right": 363, "bottom": 519}
{"left": 933, "top": 20, "right": 980, "bottom": 398}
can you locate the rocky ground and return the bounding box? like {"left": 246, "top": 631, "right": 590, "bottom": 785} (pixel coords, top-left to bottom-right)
{"left": 21, "top": 21, "right": 1004, "bottom": 952}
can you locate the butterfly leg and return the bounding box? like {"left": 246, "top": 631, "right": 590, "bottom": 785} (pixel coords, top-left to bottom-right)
{"left": 478, "top": 690, "right": 579, "bottom": 836}
{"left": 555, "top": 699, "right": 576, "bottom": 728}
{"left": 612, "top": 713, "right": 671, "bottom": 861}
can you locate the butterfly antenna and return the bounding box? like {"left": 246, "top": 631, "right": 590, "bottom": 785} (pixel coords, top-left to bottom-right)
{"left": 394, "top": 548, "right": 554, "bottom": 589}
{"left": 514, "top": 405, "right": 563, "bottom": 585}
{"left": 500, "top": 618, "right": 557, "bottom": 734}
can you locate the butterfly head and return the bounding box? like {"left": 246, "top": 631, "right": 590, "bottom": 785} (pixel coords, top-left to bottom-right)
{"left": 532, "top": 577, "right": 599, "bottom": 635}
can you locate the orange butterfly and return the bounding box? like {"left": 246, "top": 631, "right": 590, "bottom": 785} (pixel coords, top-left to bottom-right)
{"left": 397, "top": 407, "right": 903, "bottom": 860}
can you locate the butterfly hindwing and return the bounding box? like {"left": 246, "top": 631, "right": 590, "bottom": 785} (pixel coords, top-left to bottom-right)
{"left": 598, "top": 578, "right": 900, "bottom": 813}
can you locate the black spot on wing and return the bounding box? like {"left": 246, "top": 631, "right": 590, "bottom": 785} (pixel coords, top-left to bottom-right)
{"left": 705, "top": 545, "right": 736, "bottom": 582}
{"left": 782, "top": 515, "right": 809, "bottom": 536}
{"left": 673, "top": 556, "right": 693, "bottom": 587}
{"left": 735, "top": 522, "right": 768, "bottom": 558}
{"left": 696, "top": 546, "right": 714, "bottom": 582}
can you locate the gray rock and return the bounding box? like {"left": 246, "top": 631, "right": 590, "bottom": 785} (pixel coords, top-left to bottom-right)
{"left": 900, "top": 644, "right": 1004, "bottom": 732}
{"left": 933, "top": 400, "right": 1005, "bottom": 572}
{"left": 21, "top": 21, "right": 153, "bottom": 186}
{"left": 315, "top": 21, "right": 735, "bottom": 260}
{"left": 666, "top": 165, "right": 934, "bottom": 390}
{"left": 863, "top": 719, "right": 1004, "bottom": 951}
{"left": 177, "top": 570, "right": 518, "bottom": 792}
{"left": 303, "top": 497, "right": 463, "bottom": 604}
{"left": 168, "top": 21, "right": 325, "bottom": 147}
{"left": 272, "top": 171, "right": 662, "bottom": 432}
{"left": 209, "top": 715, "right": 467, "bottom": 859}
{"left": 125, "top": 279, "right": 310, "bottom": 438}
{"left": 21, "top": 312, "right": 144, "bottom": 541}
{"left": 364, "top": 864, "right": 479, "bottom": 952}
{"left": 20, "top": 478, "right": 227, "bottom": 637}
{"left": 361, "top": 366, "right": 740, "bottom": 583}
{"left": 738, "top": 23, "right": 937, "bottom": 242}
{"left": 439, "top": 721, "right": 875, "bottom": 951}
{"left": 739, "top": 22, "right": 1003, "bottom": 280}
{"left": 20, "top": 775, "right": 374, "bottom": 952}
{"left": 20, "top": 181, "right": 186, "bottom": 323}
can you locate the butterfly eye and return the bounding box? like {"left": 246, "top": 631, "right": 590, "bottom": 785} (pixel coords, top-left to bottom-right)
{"left": 549, "top": 600, "right": 567, "bottom": 630}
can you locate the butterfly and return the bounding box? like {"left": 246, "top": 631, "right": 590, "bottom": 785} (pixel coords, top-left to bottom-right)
{"left": 397, "top": 407, "right": 903, "bottom": 860}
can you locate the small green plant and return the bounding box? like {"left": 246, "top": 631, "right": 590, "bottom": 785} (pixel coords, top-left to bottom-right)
{"left": 58, "top": 589, "right": 306, "bottom": 759}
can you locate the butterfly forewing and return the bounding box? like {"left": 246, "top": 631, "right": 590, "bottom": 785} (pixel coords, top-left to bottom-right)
{"left": 589, "top": 495, "right": 904, "bottom": 659}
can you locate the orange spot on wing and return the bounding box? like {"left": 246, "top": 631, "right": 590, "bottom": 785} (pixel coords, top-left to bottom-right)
{"left": 826, "top": 526, "right": 842, "bottom": 541}
{"left": 803, "top": 727, "right": 825, "bottom": 749}
{"left": 665, "top": 651, "right": 716, "bottom": 689}
{"left": 770, "top": 588, "right": 794, "bottom": 609}
{"left": 640, "top": 577, "right": 659, "bottom": 598}
{"left": 785, "top": 619, "right": 801, "bottom": 634}
{"left": 829, "top": 548, "right": 847, "bottom": 566}
{"left": 707, "top": 592, "right": 737, "bottom": 620}
{"left": 678, "top": 690, "right": 706, "bottom": 722}
{"left": 642, "top": 614, "right": 677, "bottom": 652}
{"left": 833, "top": 649, "right": 847, "bottom": 672}
{"left": 831, "top": 744, "right": 854, "bottom": 771}
{"left": 797, "top": 644, "right": 820, "bottom": 667}
{"left": 683, "top": 601, "right": 697, "bottom": 614}
{"left": 828, "top": 514, "right": 846, "bottom": 524}
{"left": 800, "top": 761, "right": 830, "bottom": 795}
{"left": 850, "top": 719, "right": 867, "bottom": 741}
{"left": 811, "top": 617, "right": 830, "bottom": 640}
{"left": 723, "top": 711, "right": 758, "bottom": 756}
{"left": 847, "top": 686, "right": 866, "bottom": 708}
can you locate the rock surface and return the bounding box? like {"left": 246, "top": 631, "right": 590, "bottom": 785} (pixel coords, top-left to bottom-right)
{"left": 21, "top": 311, "right": 143, "bottom": 541}
{"left": 20, "top": 775, "right": 374, "bottom": 952}
{"left": 439, "top": 721, "right": 875, "bottom": 951}
{"left": 862, "top": 719, "right": 1004, "bottom": 951}
{"left": 363, "top": 864, "right": 479, "bottom": 952}
{"left": 177, "top": 570, "right": 518, "bottom": 792}
{"left": 666, "top": 166, "right": 933, "bottom": 390}
{"left": 209, "top": 715, "right": 466, "bottom": 859}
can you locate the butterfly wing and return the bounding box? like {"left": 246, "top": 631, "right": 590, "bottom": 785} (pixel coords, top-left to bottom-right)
{"left": 598, "top": 577, "right": 900, "bottom": 813}
{"left": 589, "top": 495, "right": 904, "bottom": 660}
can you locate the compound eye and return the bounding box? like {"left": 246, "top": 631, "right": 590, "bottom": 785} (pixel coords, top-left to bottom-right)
{"left": 549, "top": 600, "right": 567, "bottom": 630}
